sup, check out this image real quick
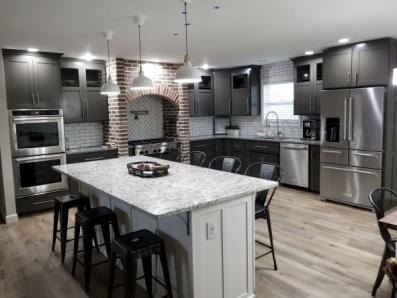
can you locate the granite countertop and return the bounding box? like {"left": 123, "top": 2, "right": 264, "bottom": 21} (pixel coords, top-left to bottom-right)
{"left": 53, "top": 156, "right": 277, "bottom": 217}
{"left": 190, "top": 134, "right": 321, "bottom": 146}
{"left": 66, "top": 146, "right": 118, "bottom": 155}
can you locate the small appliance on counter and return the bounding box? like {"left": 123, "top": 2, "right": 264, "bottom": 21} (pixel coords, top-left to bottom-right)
{"left": 302, "top": 119, "right": 320, "bottom": 140}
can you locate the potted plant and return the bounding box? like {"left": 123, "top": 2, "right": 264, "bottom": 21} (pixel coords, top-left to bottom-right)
{"left": 225, "top": 125, "right": 240, "bottom": 137}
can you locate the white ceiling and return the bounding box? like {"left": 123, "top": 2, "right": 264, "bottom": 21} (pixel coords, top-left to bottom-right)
{"left": 1, "top": 0, "right": 397, "bottom": 67}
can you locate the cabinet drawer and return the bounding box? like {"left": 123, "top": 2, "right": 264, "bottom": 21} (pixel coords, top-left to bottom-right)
{"left": 349, "top": 150, "right": 382, "bottom": 169}
{"left": 191, "top": 140, "right": 213, "bottom": 150}
{"left": 67, "top": 149, "right": 118, "bottom": 164}
{"left": 320, "top": 148, "right": 348, "bottom": 165}
{"left": 231, "top": 140, "right": 244, "bottom": 152}
{"left": 16, "top": 190, "right": 69, "bottom": 214}
{"left": 245, "top": 141, "right": 279, "bottom": 154}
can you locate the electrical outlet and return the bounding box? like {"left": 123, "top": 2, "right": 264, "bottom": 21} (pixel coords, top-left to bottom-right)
{"left": 206, "top": 221, "right": 215, "bottom": 240}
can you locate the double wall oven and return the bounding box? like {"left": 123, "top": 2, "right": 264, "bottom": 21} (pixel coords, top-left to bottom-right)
{"left": 10, "top": 109, "right": 67, "bottom": 205}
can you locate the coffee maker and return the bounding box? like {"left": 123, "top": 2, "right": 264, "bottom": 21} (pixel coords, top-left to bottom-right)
{"left": 302, "top": 120, "right": 320, "bottom": 140}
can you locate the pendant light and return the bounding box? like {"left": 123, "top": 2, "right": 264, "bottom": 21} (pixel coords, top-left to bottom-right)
{"left": 131, "top": 15, "right": 153, "bottom": 90}
{"left": 175, "top": 0, "right": 202, "bottom": 84}
{"left": 101, "top": 31, "right": 121, "bottom": 95}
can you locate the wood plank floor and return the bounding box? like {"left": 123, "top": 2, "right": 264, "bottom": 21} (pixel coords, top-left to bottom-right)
{"left": 0, "top": 187, "right": 392, "bottom": 297}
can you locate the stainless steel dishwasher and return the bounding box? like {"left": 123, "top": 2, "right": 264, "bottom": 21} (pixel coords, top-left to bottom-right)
{"left": 280, "top": 143, "right": 309, "bottom": 188}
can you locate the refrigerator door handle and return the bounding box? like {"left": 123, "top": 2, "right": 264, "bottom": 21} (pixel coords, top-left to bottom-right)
{"left": 321, "top": 165, "right": 378, "bottom": 177}
{"left": 322, "top": 149, "right": 342, "bottom": 154}
{"left": 348, "top": 97, "right": 354, "bottom": 141}
{"left": 353, "top": 152, "right": 378, "bottom": 158}
{"left": 344, "top": 97, "right": 348, "bottom": 141}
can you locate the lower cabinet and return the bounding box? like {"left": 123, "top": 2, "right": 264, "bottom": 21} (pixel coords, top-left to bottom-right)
{"left": 309, "top": 145, "right": 320, "bottom": 192}
{"left": 190, "top": 140, "right": 215, "bottom": 167}
{"left": 66, "top": 149, "right": 118, "bottom": 164}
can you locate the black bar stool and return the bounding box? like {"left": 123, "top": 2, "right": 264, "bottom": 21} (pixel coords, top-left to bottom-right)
{"left": 52, "top": 193, "right": 99, "bottom": 263}
{"left": 107, "top": 229, "right": 173, "bottom": 298}
{"left": 72, "top": 206, "right": 120, "bottom": 291}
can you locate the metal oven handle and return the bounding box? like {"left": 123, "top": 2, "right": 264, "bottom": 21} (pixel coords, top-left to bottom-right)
{"left": 322, "top": 150, "right": 342, "bottom": 154}
{"left": 353, "top": 152, "right": 378, "bottom": 158}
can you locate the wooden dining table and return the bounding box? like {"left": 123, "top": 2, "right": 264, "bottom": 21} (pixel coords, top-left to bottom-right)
{"left": 379, "top": 210, "right": 397, "bottom": 230}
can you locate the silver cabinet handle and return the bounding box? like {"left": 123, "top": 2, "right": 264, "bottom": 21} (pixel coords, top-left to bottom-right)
{"left": 254, "top": 145, "right": 268, "bottom": 149}
{"left": 31, "top": 93, "right": 35, "bottom": 105}
{"left": 322, "top": 150, "right": 342, "bottom": 154}
{"left": 194, "top": 144, "right": 208, "bottom": 148}
{"left": 85, "top": 100, "right": 88, "bottom": 119}
{"left": 355, "top": 71, "right": 359, "bottom": 85}
{"left": 36, "top": 93, "right": 40, "bottom": 105}
{"left": 347, "top": 72, "right": 351, "bottom": 86}
{"left": 84, "top": 157, "right": 105, "bottom": 161}
{"left": 348, "top": 97, "right": 354, "bottom": 141}
{"left": 281, "top": 146, "right": 308, "bottom": 150}
{"left": 322, "top": 165, "right": 378, "bottom": 177}
{"left": 344, "top": 97, "right": 348, "bottom": 141}
{"left": 33, "top": 200, "right": 54, "bottom": 206}
{"left": 353, "top": 152, "right": 378, "bottom": 158}
{"left": 309, "top": 95, "right": 313, "bottom": 113}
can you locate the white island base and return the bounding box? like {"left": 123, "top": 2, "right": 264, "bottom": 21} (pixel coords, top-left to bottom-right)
{"left": 80, "top": 183, "right": 256, "bottom": 298}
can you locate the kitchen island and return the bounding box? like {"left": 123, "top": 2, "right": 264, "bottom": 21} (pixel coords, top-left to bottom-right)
{"left": 53, "top": 156, "right": 278, "bottom": 298}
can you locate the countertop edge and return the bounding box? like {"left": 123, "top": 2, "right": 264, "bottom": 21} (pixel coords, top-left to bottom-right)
{"left": 190, "top": 135, "right": 321, "bottom": 145}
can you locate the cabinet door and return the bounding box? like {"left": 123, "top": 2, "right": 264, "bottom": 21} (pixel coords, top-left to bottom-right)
{"left": 33, "top": 56, "right": 61, "bottom": 108}
{"left": 214, "top": 139, "right": 224, "bottom": 157}
{"left": 196, "top": 92, "right": 214, "bottom": 116}
{"left": 214, "top": 70, "right": 231, "bottom": 115}
{"left": 312, "top": 84, "right": 322, "bottom": 115}
{"left": 231, "top": 88, "right": 250, "bottom": 115}
{"left": 323, "top": 46, "right": 353, "bottom": 89}
{"left": 191, "top": 140, "right": 214, "bottom": 167}
{"left": 84, "top": 90, "right": 109, "bottom": 122}
{"left": 294, "top": 84, "right": 313, "bottom": 115}
{"left": 188, "top": 91, "right": 196, "bottom": 116}
{"left": 352, "top": 40, "right": 390, "bottom": 87}
{"left": 3, "top": 55, "right": 35, "bottom": 109}
{"left": 62, "top": 90, "right": 84, "bottom": 123}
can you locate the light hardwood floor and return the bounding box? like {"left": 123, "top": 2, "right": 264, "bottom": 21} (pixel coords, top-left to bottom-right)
{"left": 0, "top": 187, "right": 392, "bottom": 298}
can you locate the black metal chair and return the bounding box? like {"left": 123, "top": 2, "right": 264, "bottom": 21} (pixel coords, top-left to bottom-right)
{"left": 369, "top": 187, "right": 397, "bottom": 297}
{"left": 159, "top": 148, "right": 182, "bottom": 162}
{"left": 244, "top": 162, "right": 282, "bottom": 270}
{"left": 208, "top": 156, "right": 241, "bottom": 173}
{"left": 182, "top": 151, "right": 207, "bottom": 167}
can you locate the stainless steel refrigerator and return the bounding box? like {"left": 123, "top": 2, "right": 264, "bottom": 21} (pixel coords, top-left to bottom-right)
{"left": 320, "top": 87, "right": 385, "bottom": 208}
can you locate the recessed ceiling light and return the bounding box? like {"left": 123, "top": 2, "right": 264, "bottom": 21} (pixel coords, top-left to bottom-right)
{"left": 80, "top": 52, "right": 95, "bottom": 61}
{"left": 27, "top": 48, "right": 39, "bottom": 52}
{"left": 305, "top": 51, "right": 314, "bottom": 55}
{"left": 338, "top": 38, "right": 349, "bottom": 44}
{"left": 214, "top": 5, "right": 220, "bottom": 9}
{"left": 201, "top": 63, "right": 209, "bottom": 70}
{"left": 173, "top": 33, "right": 180, "bottom": 36}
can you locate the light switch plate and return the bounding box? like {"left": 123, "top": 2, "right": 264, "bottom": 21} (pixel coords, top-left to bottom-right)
{"left": 206, "top": 221, "right": 215, "bottom": 240}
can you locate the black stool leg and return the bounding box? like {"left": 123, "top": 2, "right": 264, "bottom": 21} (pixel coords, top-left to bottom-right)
{"left": 111, "top": 214, "right": 120, "bottom": 237}
{"left": 266, "top": 210, "right": 277, "bottom": 270}
{"left": 82, "top": 200, "right": 100, "bottom": 253}
{"left": 101, "top": 222, "right": 112, "bottom": 258}
{"left": 82, "top": 225, "right": 93, "bottom": 291}
{"left": 72, "top": 221, "right": 81, "bottom": 276}
{"left": 107, "top": 251, "right": 117, "bottom": 298}
{"left": 159, "top": 243, "right": 173, "bottom": 298}
{"left": 142, "top": 256, "right": 153, "bottom": 298}
{"left": 60, "top": 204, "right": 69, "bottom": 264}
{"left": 52, "top": 200, "right": 60, "bottom": 251}
{"left": 372, "top": 246, "right": 388, "bottom": 296}
{"left": 122, "top": 255, "right": 137, "bottom": 298}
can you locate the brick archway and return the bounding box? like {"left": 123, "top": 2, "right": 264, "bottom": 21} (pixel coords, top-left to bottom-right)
{"left": 126, "top": 85, "right": 180, "bottom": 104}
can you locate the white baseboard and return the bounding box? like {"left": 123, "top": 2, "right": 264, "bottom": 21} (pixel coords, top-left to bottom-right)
{"left": 5, "top": 213, "right": 18, "bottom": 224}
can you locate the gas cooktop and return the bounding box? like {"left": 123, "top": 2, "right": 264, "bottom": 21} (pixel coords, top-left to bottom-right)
{"left": 128, "top": 138, "right": 174, "bottom": 146}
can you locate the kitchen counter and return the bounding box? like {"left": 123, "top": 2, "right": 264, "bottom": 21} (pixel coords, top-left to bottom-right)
{"left": 53, "top": 155, "right": 277, "bottom": 297}
{"left": 66, "top": 145, "right": 118, "bottom": 155}
{"left": 190, "top": 134, "right": 321, "bottom": 145}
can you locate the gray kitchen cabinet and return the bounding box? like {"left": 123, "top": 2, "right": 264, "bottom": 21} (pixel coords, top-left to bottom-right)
{"left": 3, "top": 50, "right": 62, "bottom": 109}
{"left": 60, "top": 59, "right": 108, "bottom": 123}
{"left": 309, "top": 145, "right": 320, "bottom": 192}
{"left": 231, "top": 69, "right": 250, "bottom": 115}
{"left": 323, "top": 38, "right": 391, "bottom": 89}
{"left": 293, "top": 55, "right": 322, "bottom": 115}
{"left": 190, "top": 140, "right": 214, "bottom": 167}
{"left": 188, "top": 91, "right": 196, "bottom": 116}
{"left": 214, "top": 70, "right": 231, "bottom": 116}
{"left": 188, "top": 90, "right": 214, "bottom": 117}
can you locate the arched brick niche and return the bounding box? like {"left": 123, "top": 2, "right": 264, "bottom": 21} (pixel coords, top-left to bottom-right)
{"left": 103, "top": 58, "right": 190, "bottom": 158}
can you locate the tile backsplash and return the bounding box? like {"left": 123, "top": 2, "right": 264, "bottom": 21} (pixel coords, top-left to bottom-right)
{"left": 189, "top": 117, "right": 213, "bottom": 136}
{"left": 65, "top": 122, "right": 104, "bottom": 149}
{"left": 128, "top": 96, "right": 164, "bottom": 141}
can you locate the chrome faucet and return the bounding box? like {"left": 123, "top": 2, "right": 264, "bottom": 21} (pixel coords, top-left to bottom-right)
{"left": 264, "top": 111, "right": 281, "bottom": 138}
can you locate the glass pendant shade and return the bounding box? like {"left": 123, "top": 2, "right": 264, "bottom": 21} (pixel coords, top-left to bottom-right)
{"left": 175, "top": 58, "right": 202, "bottom": 84}
{"left": 131, "top": 70, "right": 153, "bottom": 90}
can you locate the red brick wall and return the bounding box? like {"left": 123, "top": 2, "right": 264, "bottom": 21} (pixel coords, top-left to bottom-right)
{"left": 104, "top": 58, "right": 190, "bottom": 159}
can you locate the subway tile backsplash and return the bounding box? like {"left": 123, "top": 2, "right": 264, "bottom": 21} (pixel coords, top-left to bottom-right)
{"left": 189, "top": 117, "right": 214, "bottom": 137}
{"left": 64, "top": 122, "right": 104, "bottom": 149}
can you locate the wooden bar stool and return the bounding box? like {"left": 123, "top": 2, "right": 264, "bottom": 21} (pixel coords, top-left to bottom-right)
{"left": 72, "top": 206, "right": 120, "bottom": 291}
{"left": 107, "top": 229, "right": 173, "bottom": 298}
{"left": 52, "top": 193, "right": 99, "bottom": 263}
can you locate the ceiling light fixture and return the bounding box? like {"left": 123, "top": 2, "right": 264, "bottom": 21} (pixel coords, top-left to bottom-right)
{"left": 392, "top": 68, "right": 397, "bottom": 86}
{"left": 131, "top": 15, "right": 153, "bottom": 90}
{"left": 175, "top": 0, "right": 202, "bottom": 84}
{"left": 338, "top": 38, "right": 349, "bottom": 44}
{"left": 100, "top": 31, "right": 120, "bottom": 96}
{"left": 27, "top": 47, "right": 39, "bottom": 52}
{"left": 201, "top": 63, "right": 209, "bottom": 70}
{"left": 305, "top": 51, "right": 314, "bottom": 55}
{"left": 80, "top": 52, "right": 95, "bottom": 61}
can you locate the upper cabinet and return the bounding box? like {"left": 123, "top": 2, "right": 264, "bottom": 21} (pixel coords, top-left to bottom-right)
{"left": 60, "top": 59, "right": 108, "bottom": 123}
{"left": 213, "top": 66, "right": 260, "bottom": 116}
{"left": 3, "top": 50, "right": 62, "bottom": 109}
{"left": 323, "top": 38, "right": 391, "bottom": 89}
{"left": 188, "top": 70, "right": 214, "bottom": 117}
{"left": 293, "top": 55, "right": 322, "bottom": 115}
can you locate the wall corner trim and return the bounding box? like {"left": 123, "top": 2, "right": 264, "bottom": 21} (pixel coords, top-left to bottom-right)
{"left": 5, "top": 213, "right": 18, "bottom": 224}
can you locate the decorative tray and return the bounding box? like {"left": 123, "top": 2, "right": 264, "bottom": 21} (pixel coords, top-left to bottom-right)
{"left": 127, "top": 161, "right": 169, "bottom": 178}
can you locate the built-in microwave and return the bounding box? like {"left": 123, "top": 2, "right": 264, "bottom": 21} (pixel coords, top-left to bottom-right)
{"left": 12, "top": 153, "right": 68, "bottom": 198}
{"left": 9, "top": 109, "right": 65, "bottom": 157}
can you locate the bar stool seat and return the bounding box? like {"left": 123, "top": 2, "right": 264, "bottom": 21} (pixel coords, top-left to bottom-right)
{"left": 52, "top": 193, "right": 98, "bottom": 263}
{"left": 72, "top": 206, "right": 120, "bottom": 292}
{"left": 108, "top": 229, "right": 173, "bottom": 298}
